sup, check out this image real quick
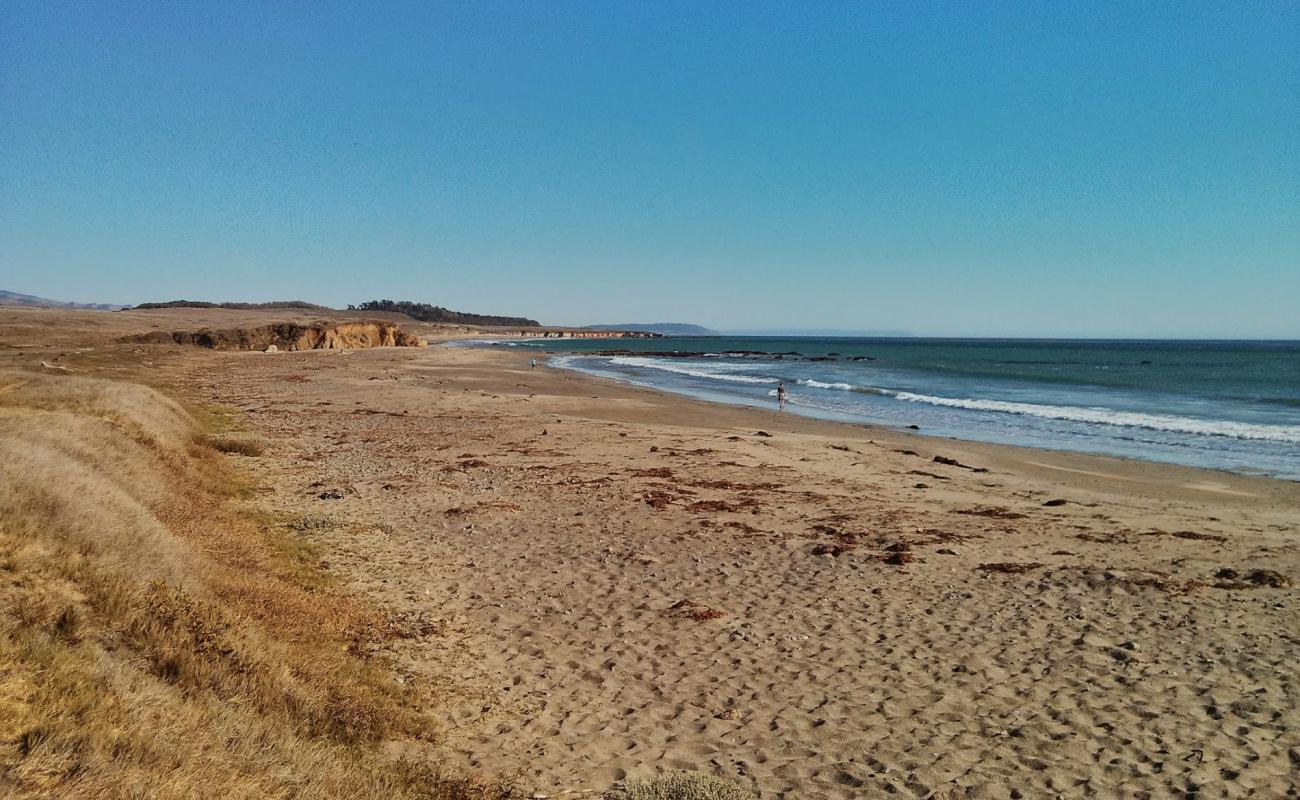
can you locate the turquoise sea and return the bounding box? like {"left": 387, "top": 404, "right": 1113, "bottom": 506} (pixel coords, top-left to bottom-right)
{"left": 480, "top": 337, "right": 1300, "bottom": 480}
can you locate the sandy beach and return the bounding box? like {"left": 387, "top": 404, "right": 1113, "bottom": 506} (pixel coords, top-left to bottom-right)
{"left": 156, "top": 331, "right": 1299, "bottom": 798}
{"left": 3, "top": 308, "right": 1297, "bottom": 798}
{"left": 7, "top": 4, "right": 1299, "bottom": 796}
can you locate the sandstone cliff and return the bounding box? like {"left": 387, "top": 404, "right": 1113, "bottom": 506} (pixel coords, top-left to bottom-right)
{"left": 126, "top": 321, "right": 425, "bottom": 350}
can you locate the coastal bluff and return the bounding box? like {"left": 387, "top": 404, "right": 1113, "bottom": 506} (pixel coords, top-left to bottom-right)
{"left": 124, "top": 320, "right": 426, "bottom": 351}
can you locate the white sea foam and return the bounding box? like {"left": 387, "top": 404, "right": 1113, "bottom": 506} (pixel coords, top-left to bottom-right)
{"left": 892, "top": 392, "right": 1300, "bottom": 443}
{"left": 799, "top": 378, "right": 856, "bottom": 391}
{"left": 607, "top": 356, "right": 778, "bottom": 385}
{"left": 585, "top": 354, "right": 1300, "bottom": 444}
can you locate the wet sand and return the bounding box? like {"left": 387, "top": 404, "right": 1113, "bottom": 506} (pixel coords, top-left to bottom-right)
{"left": 163, "top": 339, "right": 1299, "bottom": 799}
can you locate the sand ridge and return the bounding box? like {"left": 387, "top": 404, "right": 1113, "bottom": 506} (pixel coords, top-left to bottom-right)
{"left": 170, "top": 342, "right": 1299, "bottom": 799}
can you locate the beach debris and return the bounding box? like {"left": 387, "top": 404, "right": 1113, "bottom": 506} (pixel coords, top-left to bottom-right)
{"left": 1076, "top": 531, "right": 1130, "bottom": 544}
{"left": 954, "top": 506, "right": 1028, "bottom": 520}
{"left": 1139, "top": 529, "right": 1227, "bottom": 543}
{"left": 649, "top": 445, "right": 658, "bottom": 452}
{"left": 665, "top": 598, "right": 724, "bottom": 621}
{"left": 977, "top": 562, "right": 1044, "bottom": 574}
{"left": 894, "top": 449, "right": 920, "bottom": 456}
{"left": 385, "top": 610, "right": 450, "bottom": 639}
{"left": 1212, "top": 568, "right": 1290, "bottom": 588}
{"left": 444, "top": 501, "right": 523, "bottom": 516}
{"left": 317, "top": 491, "right": 343, "bottom": 500}
{"left": 811, "top": 542, "right": 855, "bottom": 557}
{"left": 630, "top": 467, "right": 674, "bottom": 478}
{"left": 912, "top": 527, "right": 980, "bottom": 546}
{"left": 935, "top": 548, "right": 958, "bottom": 555}
{"left": 688, "top": 498, "right": 760, "bottom": 513}
{"left": 906, "top": 424, "right": 920, "bottom": 429}
{"left": 1064, "top": 566, "right": 1207, "bottom": 595}
{"left": 830, "top": 444, "right": 851, "bottom": 452}
{"left": 908, "top": 469, "right": 949, "bottom": 480}
{"left": 1042, "top": 498, "right": 1068, "bottom": 507}
{"left": 350, "top": 408, "right": 406, "bottom": 417}
{"left": 874, "top": 542, "right": 916, "bottom": 566}
{"left": 933, "top": 455, "right": 988, "bottom": 472}
{"left": 40, "top": 361, "right": 75, "bottom": 372}
{"left": 754, "top": 430, "right": 772, "bottom": 437}
{"left": 642, "top": 491, "right": 676, "bottom": 509}
{"left": 690, "top": 479, "right": 780, "bottom": 491}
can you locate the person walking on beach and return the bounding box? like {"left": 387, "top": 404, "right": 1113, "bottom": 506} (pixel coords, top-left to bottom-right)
{"left": 776, "top": 382, "right": 787, "bottom": 411}
{"left": 530, "top": 358, "right": 537, "bottom": 370}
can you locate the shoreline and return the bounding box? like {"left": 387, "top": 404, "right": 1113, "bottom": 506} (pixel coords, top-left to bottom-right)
{"left": 454, "top": 337, "right": 1300, "bottom": 484}
{"left": 551, "top": 352, "right": 1300, "bottom": 485}
{"left": 463, "top": 340, "right": 1300, "bottom": 497}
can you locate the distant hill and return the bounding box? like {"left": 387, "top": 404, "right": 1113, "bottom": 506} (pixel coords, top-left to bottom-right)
{"left": 349, "top": 300, "right": 539, "bottom": 327}
{"left": 133, "top": 300, "right": 331, "bottom": 311}
{"left": 585, "top": 323, "right": 716, "bottom": 336}
{"left": 0, "top": 290, "right": 124, "bottom": 310}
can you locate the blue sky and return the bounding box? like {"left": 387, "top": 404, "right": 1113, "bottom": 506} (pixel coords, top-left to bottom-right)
{"left": 1, "top": 2, "right": 1297, "bottom": 336}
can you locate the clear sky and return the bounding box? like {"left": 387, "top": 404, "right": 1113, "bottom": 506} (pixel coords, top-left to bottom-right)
{"left": 2, "top": 2, "right": 1297, "bottom": 337}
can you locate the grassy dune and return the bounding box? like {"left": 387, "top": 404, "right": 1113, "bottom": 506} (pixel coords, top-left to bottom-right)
{"left": 0, "top": 369, "right": 505, "bottom": 799}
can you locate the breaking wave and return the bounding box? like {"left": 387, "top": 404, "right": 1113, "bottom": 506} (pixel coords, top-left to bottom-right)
{"left": 792, "top": 375, "right": 1300, "bottom": 443}
{"left": 891, "top": 392, "right": 1300, "bottom": 443}
{"left": 607, "top": 356, "right": 778, "bottom": 385}
{"left": 580, "top": 354, "right": 1300, "bottom": 444}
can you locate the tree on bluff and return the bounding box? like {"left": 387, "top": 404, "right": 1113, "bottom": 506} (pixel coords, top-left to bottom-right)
{"left": 348, "top": 300, "right": 539, "bottom": 327}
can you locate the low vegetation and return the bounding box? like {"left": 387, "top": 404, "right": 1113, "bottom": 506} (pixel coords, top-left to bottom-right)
{"left": 0, "top": 369, "right": 507, "bottom": 798}
{"left": 201, "top": 433, "right": 268, "bottom": 456}
{"left": 605, "top": 772, "right": 756, "bottom": 800}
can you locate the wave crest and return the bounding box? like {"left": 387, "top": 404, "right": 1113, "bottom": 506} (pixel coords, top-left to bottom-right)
{"left": 893, "top": 392, "right": 1300, "bottom": 443}
{"left": 607, "top": 356, "right": 778, "bottom": 385}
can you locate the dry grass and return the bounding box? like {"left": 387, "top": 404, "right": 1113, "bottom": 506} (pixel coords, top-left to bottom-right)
{"left": 201, "top": 433, "right": 268, "bottom": 456}
{"left": 0, "top": 369, "right": 510, "bottom": 799}
{"left": 605, "top": 772, "right": 756, "bottom": 800}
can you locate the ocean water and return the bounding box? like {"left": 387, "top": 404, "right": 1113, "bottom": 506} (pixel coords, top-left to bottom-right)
{"left": 479, "top": 337, "right": 1300, "bottom": 480}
